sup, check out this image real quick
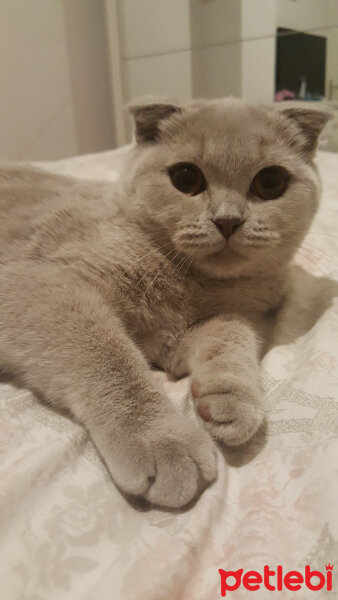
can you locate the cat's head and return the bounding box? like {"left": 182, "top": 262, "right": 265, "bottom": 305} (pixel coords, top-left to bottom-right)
{"left": 124, "top": 97, "right": 330, "bottom": 279}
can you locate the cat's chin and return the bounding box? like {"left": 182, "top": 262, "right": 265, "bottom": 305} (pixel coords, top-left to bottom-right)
{"left": 193, "top": 259, "right": 248, "bottom": 280}
{"left": 192, "top": 245, "right": 249, "bottom": 279}
{"left": 212, "top": 242, "right": 246, "bottom": 259}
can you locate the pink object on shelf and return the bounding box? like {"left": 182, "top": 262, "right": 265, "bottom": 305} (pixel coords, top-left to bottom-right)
{"left": 274, "top": 89, "right": 296, "bottom": 102}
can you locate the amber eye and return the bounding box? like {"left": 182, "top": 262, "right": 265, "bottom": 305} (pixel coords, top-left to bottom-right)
{"left": 251, "top": 166, "right": 289, "bottom": 200}
{"left": 168, "top": 163, "right": 206, "bottom": 196}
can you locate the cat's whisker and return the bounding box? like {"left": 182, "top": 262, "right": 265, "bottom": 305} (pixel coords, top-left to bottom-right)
{"left": 125, "top": 241, "right": 172, "bottom": 267}
{"left": 296, "top": 247, "right": 331, "bottom": 278}
{"left": 135, "top": 247, "right": 178, "bottom": 290}
{"left": 145, "top": 248, "right": 195, "bottom": 293}
{"left": 143, "top": 249, "right": 182, "bottom": 292}
{"left": 181, "top": 251, "right": 195, "bottom": 278}
{"left": 168, "top": 253, "right": 190, "bottom": 281}
{"left": 285, "top": 228, "right": 338, "bottom": 240}
{"left": 176, "top": 253, "right": 193, "bottom": 279}
{"left": 299, "top": 241, "right": 338, "bottom": 272}
{"left": 114, "top": 241, "right": 169, "bottom": 272}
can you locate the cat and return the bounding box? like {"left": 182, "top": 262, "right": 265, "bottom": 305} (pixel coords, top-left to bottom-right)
{"left": 0, "top": 97, "right": 330, "bottom": 508}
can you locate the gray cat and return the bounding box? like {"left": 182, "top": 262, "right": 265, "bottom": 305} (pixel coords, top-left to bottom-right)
{"left": 0, "top": 98, "right": 330, "bottom": 508}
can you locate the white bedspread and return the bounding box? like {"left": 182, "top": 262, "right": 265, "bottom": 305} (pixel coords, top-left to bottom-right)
{"left": 1, "top": 149, "right": 338, "bottom": 600}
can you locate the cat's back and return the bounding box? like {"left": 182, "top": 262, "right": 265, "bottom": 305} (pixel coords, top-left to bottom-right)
{"left": 0, "top": 164, "right": 119, "bottom": 261}
{"left": 0, "top": 164, "right": 74, "bottom": 215}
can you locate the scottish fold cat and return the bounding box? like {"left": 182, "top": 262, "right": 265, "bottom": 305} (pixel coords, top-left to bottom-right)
{"left": 0, "top": 98, "right": 329, "bottom": 508}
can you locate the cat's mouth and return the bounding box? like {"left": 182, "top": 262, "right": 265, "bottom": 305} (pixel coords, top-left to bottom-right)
{"left": 211, "top": 242, "right": 247, "bottom": 260}
{"left": 186, "top": 238, "right": 247, "bottom": 262}
{"left": 208, "top": 231, "right": 249, "bottom": 257}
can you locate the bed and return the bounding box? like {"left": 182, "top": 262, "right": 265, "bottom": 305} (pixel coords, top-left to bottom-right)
{"left": 1, "top": 147, "right": 338, "bottom": 600}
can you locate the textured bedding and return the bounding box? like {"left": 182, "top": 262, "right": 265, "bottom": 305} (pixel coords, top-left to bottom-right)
{"left": 1, "top": 148, "right": 338, "bottom": 600}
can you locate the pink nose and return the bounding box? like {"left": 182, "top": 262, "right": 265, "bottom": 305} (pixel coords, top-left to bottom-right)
{"left": 213, "top": 217, "right": 243, "bottom": 239}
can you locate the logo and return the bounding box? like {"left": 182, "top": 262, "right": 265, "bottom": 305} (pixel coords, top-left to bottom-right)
{"left": 219, "top": 564, "right": 334, "bottom": 596}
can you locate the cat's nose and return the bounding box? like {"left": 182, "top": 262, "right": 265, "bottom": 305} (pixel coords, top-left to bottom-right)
{"left": 213, "top": 216, "right": 243, "bottom": 239}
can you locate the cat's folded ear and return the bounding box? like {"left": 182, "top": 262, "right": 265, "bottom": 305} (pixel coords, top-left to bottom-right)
{"left": 128, "top": 99, "right": 183, "bottom": 143}
{"left": 278, "top": 106, "right": 333, "bottom": 156}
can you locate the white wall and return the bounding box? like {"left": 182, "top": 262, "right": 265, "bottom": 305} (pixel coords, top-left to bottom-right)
{"left": 327, "top": 27, "right": 338, "bottom": 100}
{"left": 117, "top": 0, "right": 247, "bottom": 104}
{"left": 118, "top": 0, "right": 193, "bottom": 100}
{"left": 328, "top": 0, "right": 338, "bottom": 96}
{"left": 116, "top": 0, "right": 193, "bottom": 139}
{"left": 190, "top": 0, "right": 276, "bottom": 103}
{"left": 189, "top": 0, "right": 242, "bottom": 99}
{"left": 0, "top": 0, "right": 115, "bottom": 161}
{"left": 117, "top": 0, "right": 277, "bottom": 122}
{"left": 241, "top": 0, "right": 276, "bottom": 103}
{"left": 277, "top": 0, "right": 334, "bottom": 30}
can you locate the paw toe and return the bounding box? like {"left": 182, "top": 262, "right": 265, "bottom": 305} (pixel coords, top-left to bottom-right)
{"left": 146, "top": 447, "right": 199, "bottom": 508}
{"left": 195, "top": 392, "right": 264, "bottom": 446}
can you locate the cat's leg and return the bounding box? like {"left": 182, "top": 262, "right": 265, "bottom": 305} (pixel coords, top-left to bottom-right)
{"left": 0, "top": 262, "right": 216, "bottom": 507}
{"left": 173, "top": 315, "right": 265, "bottom": 445}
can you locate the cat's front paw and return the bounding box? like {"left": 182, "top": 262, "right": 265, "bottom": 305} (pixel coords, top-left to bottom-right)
{"left": 190, "top": 375, "right": 264, "bottom": 446}
{"left": 99, "top": 414, "right": 217, "bottom": 509}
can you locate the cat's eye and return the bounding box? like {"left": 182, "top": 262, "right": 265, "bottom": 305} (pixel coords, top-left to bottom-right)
{"left": 250, "top": 166, "right": 289, "bottom": 200}
{"left": 168, "top": 163, "right": 206, "bottom": 196}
